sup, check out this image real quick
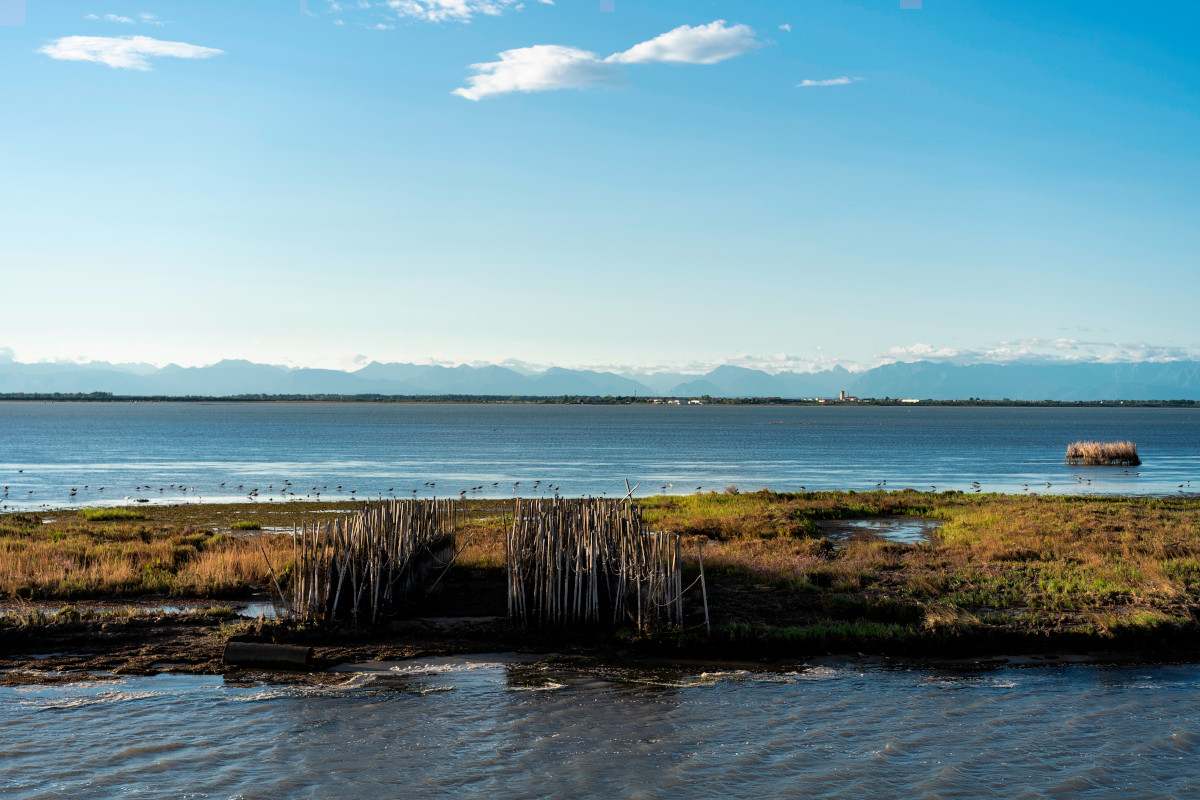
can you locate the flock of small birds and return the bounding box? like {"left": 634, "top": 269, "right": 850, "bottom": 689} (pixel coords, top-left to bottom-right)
{"left": 0, "top": 471, "right": 1195, "bottom": 512}
{"left": 0, "top": 475, "right": 593, "bottom": 511}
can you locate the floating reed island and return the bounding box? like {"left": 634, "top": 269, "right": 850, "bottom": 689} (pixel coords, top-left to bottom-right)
{"left": 1065, "top": 440, "right": 1141, "bottom": 466}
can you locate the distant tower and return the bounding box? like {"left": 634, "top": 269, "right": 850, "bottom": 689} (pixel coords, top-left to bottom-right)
{"left": 839, "top": 389, "right": 847, "bottom": 401}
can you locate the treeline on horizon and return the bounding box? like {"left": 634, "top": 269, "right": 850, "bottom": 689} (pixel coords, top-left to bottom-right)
{"left": 0, "top": 392, "right": 1196, "bottom": 407}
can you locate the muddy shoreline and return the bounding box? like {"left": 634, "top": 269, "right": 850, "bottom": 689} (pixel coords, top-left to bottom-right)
{"left": 6, "top": 606, "right": 1200, "bottom": 688}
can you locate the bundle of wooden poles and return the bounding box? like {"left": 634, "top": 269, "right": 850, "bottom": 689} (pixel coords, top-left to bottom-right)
{"left": 506, "top": 498, "right": 684, "bottom": 632}
{"left": 271, "top": 498, "right": 457, "bottom": 625}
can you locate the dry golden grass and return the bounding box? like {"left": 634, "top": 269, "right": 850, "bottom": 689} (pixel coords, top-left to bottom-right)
{"left": 0, "top": 513, "right": 293, "bottom": 599}
{"left": 1066, "top": 440, "right": 1141, "bottom": 466}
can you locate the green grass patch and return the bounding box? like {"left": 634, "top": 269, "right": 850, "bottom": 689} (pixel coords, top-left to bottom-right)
{"left": 80, "top": 507, "right": 148, "bottom": 522}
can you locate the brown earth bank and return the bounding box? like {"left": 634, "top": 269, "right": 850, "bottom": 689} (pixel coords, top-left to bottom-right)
{"left": 4, "top": 491, "right": 1200, "bottom": 683}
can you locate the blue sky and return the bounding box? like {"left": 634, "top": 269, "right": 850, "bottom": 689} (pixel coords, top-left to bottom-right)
{"left": 2, "top": 0, "right": 1198, "bottom": 373}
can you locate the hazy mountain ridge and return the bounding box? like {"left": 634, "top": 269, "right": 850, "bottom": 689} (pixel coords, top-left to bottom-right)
{"left": 1, "top": 356, "right": 1199, "bottom": 400}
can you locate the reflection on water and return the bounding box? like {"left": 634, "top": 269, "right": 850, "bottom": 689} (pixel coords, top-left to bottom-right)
{"left": 819, "top": 517, "right": 943, "bottom": 545}
{"left": 0, "top": 600, "right": 278, "bottom": 620}
{"left": 3, "top": 656, "right": 1200, "bottom": 799}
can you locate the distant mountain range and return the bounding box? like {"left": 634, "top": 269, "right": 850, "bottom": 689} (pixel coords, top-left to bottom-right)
{"left": 1, "top": 357, "right": 1199, "bottom": 401}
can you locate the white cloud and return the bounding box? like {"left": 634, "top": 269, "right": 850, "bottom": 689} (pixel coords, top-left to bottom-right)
{"left": 337, "top": 353, "right": 371, "bottom": 369}
{"left": 385, "top": 0, "right": 551, "bottom": 24}
{"left": 39, "top": 35, "right": 224, "bottom": 70}
{"left": 608, "top": 20, "right": 762, "bottom": 65}
{"left": 457, "top": 353, "right": 865, "bottom": 376}
{"left": 877, "top": 338, "right": 1199, "bottom": 366}
{"left": 87, "top": 11, "right": 167, "bottom": 25}
{"left": 797, "top": 76, "right": 863, "bottom": 87}
{"left": 779, "top": 23, "right": 791, "bottom": 32}
{"left": 456, "top": 20, "right": 763, "bottom": 100}
{"left": 454, "top": 44, "right": 622, "bottom": 101}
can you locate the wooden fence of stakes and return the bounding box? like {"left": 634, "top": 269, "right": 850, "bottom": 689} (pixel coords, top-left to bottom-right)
{"left": 262, "top": 498, "right": 457, "bottom": 625}
{"left": 506, "top": 497, "right": 688, "bottom": 632}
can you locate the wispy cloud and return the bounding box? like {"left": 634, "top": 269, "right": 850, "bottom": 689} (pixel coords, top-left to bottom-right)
{"left": 878, "top": 339, "right": 1199, "bottom": 366}
{"left": 778, "top": 23, "right": 791, "bottom": 33}
{"left": 39, "top": 35, "right": 224, "bottom": 70}
{"left": 382, "top": 0, "right": 552, "bottom": 24}
{"left": 797, "top": 76, "right": 862, "bottom": 87}
{"left": 608, "top": 20, "right": 762, "bottom": 65}
{"left": 85, "top": 12, "right": 168, "bottom": 25}
{"left": 458, "top": 353, "right": 865, "bottom": 376}
{"left": 455, "top": 20, "right": 763, "bottom": 100}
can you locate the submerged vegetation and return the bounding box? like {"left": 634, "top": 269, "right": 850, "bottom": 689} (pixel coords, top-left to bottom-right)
{"left": 4, "top": 491, "right": 1200, "bottom": 658}
{"left": 1066, "top": 440, "right": 1141, "bottom": 466}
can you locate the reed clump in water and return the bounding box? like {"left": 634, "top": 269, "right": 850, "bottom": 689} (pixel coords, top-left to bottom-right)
{"left": 1065, "top": 440, "right": 1141, "bottom": 466}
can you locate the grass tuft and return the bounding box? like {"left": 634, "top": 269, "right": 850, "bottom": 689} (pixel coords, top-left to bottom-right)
{"left": 80, "top": 507, "right": 149, "bottom": 522}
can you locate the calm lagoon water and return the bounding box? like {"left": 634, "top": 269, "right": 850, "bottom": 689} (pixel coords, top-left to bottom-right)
{"left": 4, "top": 656, "right": 1200, "bottom": 799}
{"left": 1, "top": 402, "right": 1197, "bottom": 509}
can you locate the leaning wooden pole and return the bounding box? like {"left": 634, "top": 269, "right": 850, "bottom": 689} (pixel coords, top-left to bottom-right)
{"left": 697, "top": 536, "right": 710, "bottom": 635}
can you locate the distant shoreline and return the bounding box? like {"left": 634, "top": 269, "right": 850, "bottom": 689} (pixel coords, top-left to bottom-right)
{"left": 0, "top": 393, "right": 1197, "bottom": 407}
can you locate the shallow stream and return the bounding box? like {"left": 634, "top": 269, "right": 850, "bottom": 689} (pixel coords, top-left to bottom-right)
{"left": 3, "top": 655, "right": 1199, "bottom": 798}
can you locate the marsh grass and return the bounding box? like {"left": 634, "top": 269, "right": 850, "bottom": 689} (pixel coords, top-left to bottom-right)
{"left": 447, "top": 492, "right": 1200, "bottom": 641}
{"left": 0, "top": 512, "right": 293, "bottom": 600}
{"left": 5, "top": 493, "right": 1200, "bottom": 646}
{"left": 1066, "top": 440, "right": 1141, "bottom": 466}
{"left": 80, "top": 508, "right": 148, "bottom": 522}
{"left": 639, "top": 490, "right": 953, "bottom": 541}
{"left": 231, "top": 521, "right": 262, "bottom": 531}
